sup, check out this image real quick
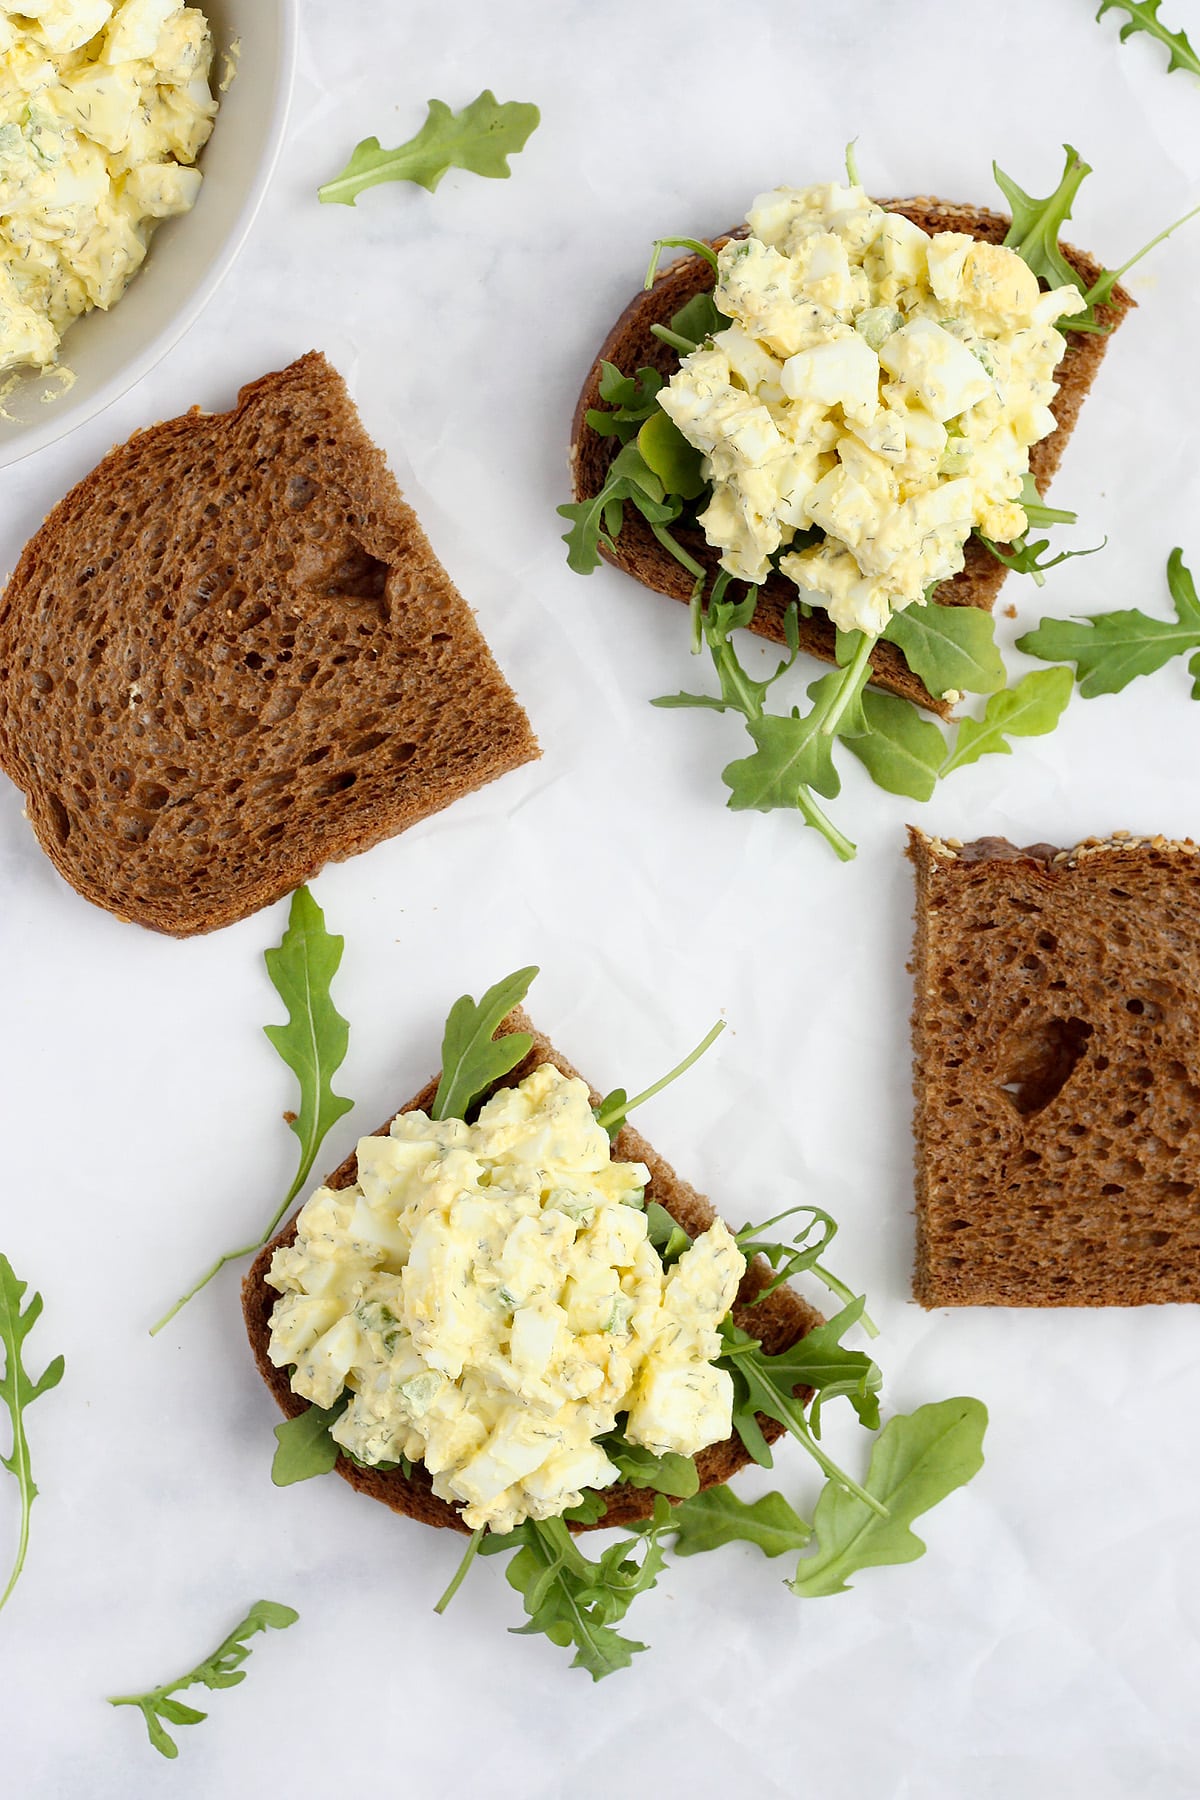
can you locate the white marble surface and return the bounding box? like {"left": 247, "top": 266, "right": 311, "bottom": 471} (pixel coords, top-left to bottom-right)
{"left": 3, "top": 3, "right": 1200, "bottom": 1795}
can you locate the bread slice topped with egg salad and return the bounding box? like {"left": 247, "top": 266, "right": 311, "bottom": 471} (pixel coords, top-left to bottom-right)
{"left": 243, "top": 1008, "right": 823, "bottom": 1535}
{"left": 241, "top": 968, "right": 986, "bottom": 1677}
{"left": 565, "top": 152, "right": 1138, "bottom": 717}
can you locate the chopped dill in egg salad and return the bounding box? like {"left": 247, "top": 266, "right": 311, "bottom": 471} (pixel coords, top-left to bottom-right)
{"left": 561, "top": 146, "right": 1199, "bottom": 863}
{"left": 262, "top": 963, "right": 988, "bottom": 1681}
{"left": 0, "top": 0, "right": 218, "bottom": 376}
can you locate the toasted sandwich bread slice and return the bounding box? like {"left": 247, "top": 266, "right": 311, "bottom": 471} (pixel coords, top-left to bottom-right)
{"left": 909, "top": 828, "right": 1200, "bottom": 1306}
{"left": 243, "top": 1008, "right": 824, "bottom": 1533}
{"left": 0, "top": 352, "right": 538, "bottom": 934}
{"left": 570, "top": 201, "right": 1133, "bottom": 717}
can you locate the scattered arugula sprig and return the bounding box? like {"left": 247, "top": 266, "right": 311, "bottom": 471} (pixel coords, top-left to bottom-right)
{"left": 0, "top": 1254, "right": 63, "bottom": 1616}
{"left": 996, "top": 142, "right": 1200, "bottom": 331}
{"left": 1096, "top": 0, "right": 1200, "bottom": 78}
{"left": 476, "top": 1500, "right": 672, "bottom": 1681}
{"left": 1020, "top": 546, "right": 1200, "bottom": 696}
{"left": 318, "top": 91, "right": 539, "bottom": 205}
{"left": 152, "top": 887, "right": 353, "bottom": 1334}
{"left": 109, "top": 1601, "right": 298, "bottom": 1759}
{"left": 979, "top": 483, "right": 1106, "bottom": 588}
{"left": 668, "top": 1398, "right": 988, "bottom": 1596}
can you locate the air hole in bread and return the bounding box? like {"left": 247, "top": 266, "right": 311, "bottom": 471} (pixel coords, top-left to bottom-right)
{"left": 995, "top": 1015, "right": 1093, "bottom": 1116}
{"left": 287, "top": 476, "right": 317, "bottom": 511}
{"left": 316, "top": 771, "right": 357, "bottom": 795}
{"left": 45, "top": 794, "right": 70, "bottom": 844}
{"left": 393, "top": 742, "right": 417, "bottom": 765}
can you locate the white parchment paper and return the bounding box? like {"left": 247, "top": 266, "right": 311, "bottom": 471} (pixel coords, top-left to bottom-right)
{"left": 3, "top": 3, "right": 1200, "bottom": 1795}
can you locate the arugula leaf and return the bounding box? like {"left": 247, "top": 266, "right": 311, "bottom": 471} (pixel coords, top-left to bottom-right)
{"left": 645, "top": 1202, "right": 692, "bottom": 1265}
{"left": 940, "top": 666, "right": 1074, "bottom": 776}
{"left": 263, "top": 887, "right": 355, "bottom": 1208}
{"left": 788, "top": 1398, "right": 987, "bottom": 1597}
{"left": 882, "top": 602, "right": 1005, "bottom": 697}
{"left": 151, "top": 887, "right": 354, "bottom": 1334}
{"left": 978, "top": 530, "right": 1105, "bottom": 587}
{"left": 996, "top": 143, "right": 1200, "bottom": 328}
{"left": 669, "top": 1484, "right": 812, "bottom": 1558}
{"left": 271, "top": 1399, "right": 347, "bottom": 1487}
{"left": 842, "top": 688, "right": 946, "bottom": 800}
{"left": 723, "top": 706, "right": 842, "bottom": 810}
{"left": 479, "top": 1502, "right": 670, "bottom": 1681}
{"left": 637, "top": 409, "right": 706, "bottom": 499}
{"left": 995, "top": 144, "right": 1092, "bottom": 298}
{"left": 109, "top": 1601, "right": 299, "bottom": 1758}
{"left": 720, "top": 1306, "right": 884, "bottom": 1495}
{"left": 0, "top": 1256, "right": 63, "bottom": 1615}
{"left": 601, "top": 1436, "right": 700, "bottom": 1499}
{"left": 1018, "top": 546, "right": 1200, "bottom": 696}
{"left": 585, "top": 364, "right": 664, "bottom": 443}
{"left": 562, "top": 1491, "right": 610, "bottom": 1526}
{"left": 594, "top": 1018, "right": 725, "bottom": 1138}
{"left": 432, "top": 968, "right": 538, "bottom": 1121}
{"left": 668, "top": 289, "right": 729, "bottom": 346}
{"left": 733, "top": 1204, "right": 877, "bottom": 1336}
{"left": 1096, "top": 0, "right": 1200, "bottom": 77}
{"left": 558, "top": 442, "right": 682, "bottom": 575}
{"left": 318, "top": 91, "right": 539, "bottom": 204}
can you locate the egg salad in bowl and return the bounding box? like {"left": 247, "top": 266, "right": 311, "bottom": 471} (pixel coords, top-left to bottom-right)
{"left": 658, "top": 180, "right": 1086, "bottom": 636}
{"left": 0, "top": 0, "right": 220, "bottom": 378}
{"left": 266, "top": 1063, "right": 746, "bottom": 1535}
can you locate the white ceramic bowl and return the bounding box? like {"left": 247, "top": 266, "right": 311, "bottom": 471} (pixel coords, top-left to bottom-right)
{"left": 0, "top": 0, "right": 298, "bottom": 469}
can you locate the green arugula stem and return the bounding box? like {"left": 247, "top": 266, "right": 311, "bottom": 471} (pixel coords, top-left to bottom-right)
{"left": 434, "top": 1528, "right": 485, "bottom": 1615}
{"left": 722, "top": 1338, "right": 887, "bottom": 1517}
{"left": 148, "top": 1175, "right": 306, "bottom": 1337}
{"left": 594, "top": 1021, "right": 726, "bottom": 1131}
{"left": 794, "top": 790, "right": 856, "bottom": 861}
{"left": 650, "top": 323, "right": 700, "bottom": 354}
{"left": 821, "top": 632, "right": 877, "bottom": 736}
{"left": 649, "top": 522, "right": 706, "bottom": 580}
{"left": 812, "top": 1262, "right": 880, "bottom": 1338}
{"left": 1084, "top": 196, "right": 1200, "bottom": 306}
{"left": 644, "top": 237, "right": 720, "bottom": 288}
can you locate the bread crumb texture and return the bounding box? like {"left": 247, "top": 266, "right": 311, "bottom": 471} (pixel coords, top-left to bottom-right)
{"left": 0, "top": 352, "right": 538, "bottom": 935}
{"left": 908, "top": 827, "right": 1200, "bottom": 1306}
{"left": 243, "top": 1010, "right": 825, "bottom": 1533}
{"left": 571, "top": 200, "right": 1131, "bottom": 717}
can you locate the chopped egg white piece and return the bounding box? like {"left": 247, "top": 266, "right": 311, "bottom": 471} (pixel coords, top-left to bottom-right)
{"left": 658, "top": 180, "right": 1085, "bottom": 634}
{"left": 0, "top": 0, "right": 217, "bottom": 376}
{"left": 267, "top": 1064, "right": 746, "bottom": 1535}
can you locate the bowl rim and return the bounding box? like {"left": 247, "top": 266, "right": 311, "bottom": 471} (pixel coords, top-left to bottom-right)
{"left": 0, "top": 0, "right": 300, "bottom": 472}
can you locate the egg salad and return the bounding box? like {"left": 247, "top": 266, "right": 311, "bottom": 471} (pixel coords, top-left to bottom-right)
{"left": 657, "top": 182, "right": 1087, "bottom": 636}
{"left": 0, "top": 0, "right": 218, "bottom": 376}
{"left": 266, "top": 1064, "right": 746, "bottom": 1535}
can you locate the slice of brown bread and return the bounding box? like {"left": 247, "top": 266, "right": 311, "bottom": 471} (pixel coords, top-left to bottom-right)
{"left": 570, "top": 201, "right": 1134, "bottom": 717}
{"left": 243, "top": 1007, "right": 824, "bottom": 1534}
{"left": 0, "top": 351, "right": 538, "bottom": 935}
{"left": 909, "top": 827, "right": 1200, "bottom": 1306}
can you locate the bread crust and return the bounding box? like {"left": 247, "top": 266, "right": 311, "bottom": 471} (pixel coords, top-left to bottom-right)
{"left": 569, "top": 200, "right": 1133, "bottom": 716}
{"left": 0, "top": 352, "right": 538, "bottom": 935}
{"left": 242, "top": 1009, "right": 824, "bottom": 1533}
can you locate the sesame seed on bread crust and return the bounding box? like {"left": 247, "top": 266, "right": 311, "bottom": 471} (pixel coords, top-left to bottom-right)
{"left": 908, "top": 827, "right": 1200, "bottom": 1307}
{"left": 243, "top": 1008, "right": 824, "bottom": 1534}
{"left": 569, "top": 202, "right": 1133, "bottom": 718}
